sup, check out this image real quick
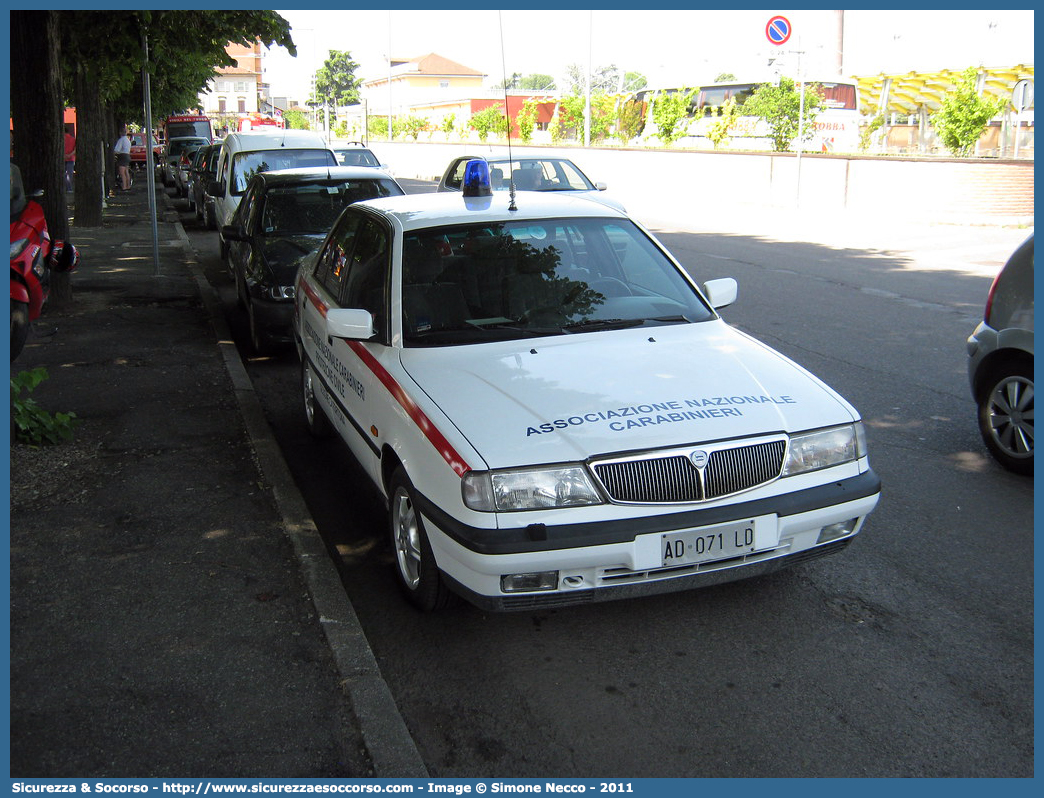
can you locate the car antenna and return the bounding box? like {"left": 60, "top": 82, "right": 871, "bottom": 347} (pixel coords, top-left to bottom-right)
{"left": 498, "top": 11, "right": 517, "bottom": 211}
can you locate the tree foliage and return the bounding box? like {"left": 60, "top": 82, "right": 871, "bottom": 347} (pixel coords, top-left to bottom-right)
{"left": 283, "top": 109, "right": 310, "bottom": 130}
{"left": 312, "top": 49, "right": 362, "bottom": 108}
{"left": 650, "top": 88, "right": 696, "bottom": 146}
{"left": 931, "top": 67, "right": 1007, "bottom": 157}
{"left": 564, "top": 63, "right": 643, "bottom": 95}
{"left": 614, "top": 98, "right": 646, "bottom": 143}
{"left": 48, "top": 10, "right": 295, "bottom": 229}
{"left": 743, "top": 76, "right": 825, "bottom": 152}
{"left": 706, "top": 96, "right": 739, "bottom": 149}
{"left": 400, "top": 115, "right": 429, "bottom": 141}
{"left": 516, "top": 98, "right": 540, "bottom": 144}
{"left": 470, "top": 104, "right": 509, "bottom": 142}
{"left": 520, "top": 73, "right": 556, "bottom": 91}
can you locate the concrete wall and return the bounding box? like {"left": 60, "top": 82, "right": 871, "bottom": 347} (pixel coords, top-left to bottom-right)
{"left": 368, "top": 141, "right": 1034, "bottom": 225}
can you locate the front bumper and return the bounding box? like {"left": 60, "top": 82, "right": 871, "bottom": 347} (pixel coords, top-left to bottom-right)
{"left": 250, "top": 293, "right": 295, "bottom": 342}
{"left": 421, "top": 470, "right": 880, "bottom": 611}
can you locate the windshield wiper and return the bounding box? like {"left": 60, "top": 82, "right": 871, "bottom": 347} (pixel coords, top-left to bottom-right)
{"left": 564, "top": 316, "right": 693, "bottom": 333}
{"left": 646, "top": 315, "right": 692, "bottom": 325}
{"left": 410, "top": 322, "right": 564, "bottom": 341}
{"left": 563, "top": 318, "right": 645, "bottom": 332}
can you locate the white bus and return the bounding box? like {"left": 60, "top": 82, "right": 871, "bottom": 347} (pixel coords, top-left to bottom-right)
{"left": 636, "top": 77, "right": 861, "bottom": 152}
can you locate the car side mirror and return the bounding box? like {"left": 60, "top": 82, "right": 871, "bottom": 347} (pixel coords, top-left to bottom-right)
{"left": 326, "top": 308, "right": 375, "bottom": 341}
{"left": 207, "top": 180, "right": 225, "bottom": 198}
{"left": 594, "top": 181, "right": 608, "bottom": 191}
{"left": 220, "top": 224, "right": 247, "bottom": 242}
{"left": 703, "top": 278, "right": 738, "bottom": 309}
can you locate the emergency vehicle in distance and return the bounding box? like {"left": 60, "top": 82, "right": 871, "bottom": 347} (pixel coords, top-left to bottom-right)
{"left": 293, "top": 159, "right": 881, "bottom": 611}
{"left": 161, "top": 113, "right": 214, "bottom": 145}
{"left": 237, "top": 112, "right": 284, "bottom": 132}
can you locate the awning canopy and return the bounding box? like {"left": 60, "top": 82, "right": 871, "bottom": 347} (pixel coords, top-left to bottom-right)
{"left": 853, "top": 65, "right": 1034, "bottom": 116}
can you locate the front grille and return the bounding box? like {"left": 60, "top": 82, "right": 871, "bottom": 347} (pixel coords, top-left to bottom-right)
{"left": 592, "top": 438, "right": 786, "bottom": 504}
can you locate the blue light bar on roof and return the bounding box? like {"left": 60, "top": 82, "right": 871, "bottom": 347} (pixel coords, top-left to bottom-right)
{"left": 462, "top": 159, "right": 492, "bottom": 198}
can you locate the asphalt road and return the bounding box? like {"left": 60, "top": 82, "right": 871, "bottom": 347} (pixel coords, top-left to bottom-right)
{"left": 175, "top": 178, "right": 1033, "bottom": 778}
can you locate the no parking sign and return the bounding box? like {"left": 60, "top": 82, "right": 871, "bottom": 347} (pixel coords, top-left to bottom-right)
{"left": 766, "top": 15, "right": 791, "bottom": 46}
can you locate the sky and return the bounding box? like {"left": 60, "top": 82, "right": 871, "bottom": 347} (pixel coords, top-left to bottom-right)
{"left": 262, "top": 8, "right": 1034, "bottom": 102}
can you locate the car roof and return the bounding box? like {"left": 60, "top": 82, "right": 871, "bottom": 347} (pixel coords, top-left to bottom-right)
{"left": 169, "top": 136, "right": 209, "bottom": 142}
{"left": 455, "top": 154, "right": 579, "bottom": 166}
{"left": 223, "top": 129, "right": 328, "bottom": 150}
{"left": 252, "top": 166, "right": 401, "bottom": 186}
{"left": 355, "top": 190, "right": 623, "bottom": 232}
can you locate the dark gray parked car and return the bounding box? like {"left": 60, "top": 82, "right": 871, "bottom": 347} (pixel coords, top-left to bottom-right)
{"left": 188, "top": 143, "right": 222, "bottom": 229}
{"left": 967, "top": 234, "right": 1034, "bottom": 474}
{"left": 221, "top": 166, "right": 404, "bottom": 353}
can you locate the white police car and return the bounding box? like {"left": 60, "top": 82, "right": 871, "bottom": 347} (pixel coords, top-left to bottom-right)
{"left": 294, "top": 161, "right": 880, "bottom": 611}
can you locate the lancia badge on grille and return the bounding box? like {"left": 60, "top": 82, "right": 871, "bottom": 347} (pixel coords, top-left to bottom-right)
{"left": 690, "top": 450, "right": 709, "bottom": 468}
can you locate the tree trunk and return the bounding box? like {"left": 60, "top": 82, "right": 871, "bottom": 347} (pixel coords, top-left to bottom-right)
{"left": 11, "top": 11, "right": 74, "bottom": 307}
{"left": 71, "top": 60, "right": 105, "bottom": 227}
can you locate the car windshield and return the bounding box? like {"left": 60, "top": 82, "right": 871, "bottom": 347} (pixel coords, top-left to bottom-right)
{"left": 167, "top": 121, "right": 210, "bottom": 140}
{"left": 231, "top": 149, "right": 337, "bottom": 195}
{"left": 490, "top": 159, "right": 594, "bottom": 192}
{"left": 169, "top": 139, "right": 207, "bottom": 156}
{"left": 261, "top": 179, "right": 403, "bottom": 235}
{"left": 335, "top": 149, "right": 380, "bottom": 167}
{"left": 401, "top": 217, "right": 715, "bottom": 347}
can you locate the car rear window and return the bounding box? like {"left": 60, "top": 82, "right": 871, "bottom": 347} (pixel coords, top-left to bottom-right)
{"left": 336, "top": 149, "right": 380, "bottom": 167}
{"left": 231, "top": 149, "right": 337, "bottom": 195}
{"left": 261, "top": 179, "right": 403, "bottom": 235}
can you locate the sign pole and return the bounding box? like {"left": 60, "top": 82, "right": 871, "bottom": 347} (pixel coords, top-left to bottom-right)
{"left": 1011, "top": 79, "right": 1033, "bottom": 159}
{"left": 765, "top": 16, "right": 802, "bottom": 207}
{"left": 795, "top": 37, "right": 804, "bottom": 208}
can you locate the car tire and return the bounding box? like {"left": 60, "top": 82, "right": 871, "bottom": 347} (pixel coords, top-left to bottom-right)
{"left": 10, "top": 300, "right": 29, "bottom": 362}
{"left": 977, "top": 356, "right": 1034, "bottom": 475}
{"left": 234, "top": 268, "right": 248, "bottom": 310}
{"left": 301, "top": 360, "right": 332, "bottom": 439}
{"left": 388, "top": 467, "right": 458, "bottom": 612}
{"left": 248, "top": 301, "right": 268, "bottom": 355}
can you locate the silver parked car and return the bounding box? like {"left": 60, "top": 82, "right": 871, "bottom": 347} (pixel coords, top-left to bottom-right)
{"left": 967, "top": 234, "right": 1034, "bottom": 474}
{"left": 436, "top": 154, "right": 624, "bottom": 212}
{"left": 161, "top": 136, "right": 209, "bottom": 187}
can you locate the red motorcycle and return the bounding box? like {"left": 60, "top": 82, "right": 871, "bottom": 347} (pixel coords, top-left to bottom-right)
{"left": 10, "top": 163, "right": 78, "bottom": 361}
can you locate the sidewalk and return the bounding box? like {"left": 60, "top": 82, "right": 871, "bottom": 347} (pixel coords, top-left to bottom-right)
{"left": 9, "top": 177, "right": 426, "bottom": 778}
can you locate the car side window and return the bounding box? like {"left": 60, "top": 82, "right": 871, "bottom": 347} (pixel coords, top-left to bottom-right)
{"left": 554, "top": 161, "right": 590, "bottom": 190}
{"left": 245, "top": 187, "right": 264, "bottom": 233}
{"left": 235, "top": 184, "right": 257, "bottom": 227}
{"left": 314, "top": 214, "right": 361, "bottom": 300}
{"left": 446, "top": 159, "right": 468, "bottom": 190}
{"left": 341, "top": 218, "right": 390, "bottom": 341}
{"left": 216, "top": 149, "right": 229, "bottom": 185}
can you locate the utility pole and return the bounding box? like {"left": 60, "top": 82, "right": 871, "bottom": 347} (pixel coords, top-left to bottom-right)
{"left": 834, "top": 10, "right": 844, "bottom": 76}
{"left": 584, "top": 10, "right": 592, "bottom": 147}
{"left": 792, "top": 38, "right": 806, "bottom": 207}
{"left": 141, "top": 25, "right": 159, "bottom": 274}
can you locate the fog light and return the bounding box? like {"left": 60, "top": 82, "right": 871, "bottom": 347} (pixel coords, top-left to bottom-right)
{"left": 817, "top": 518, "right": 858, "bottom": 544}
{"left": 501, "top": 571, "right": 559, "bottom": 593}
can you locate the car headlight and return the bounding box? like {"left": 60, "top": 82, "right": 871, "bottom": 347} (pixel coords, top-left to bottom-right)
{"left": 462, "top": 466, "right": 603, "bottom": 512}
{"left": 783, "top": 422, "right": 867, "bottom": 476}
{"left": 10, "top": 238, "right": 29, "bottom": 260}
{"left": 262, "top": 285, "right": 296, "bottom": 301}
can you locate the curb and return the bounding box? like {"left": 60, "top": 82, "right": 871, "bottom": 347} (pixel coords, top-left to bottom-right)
{"left": 164, "top": 190, "right": 428, "bottom": 778}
